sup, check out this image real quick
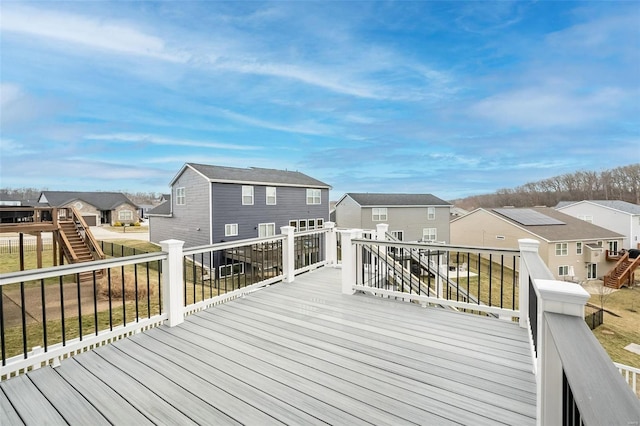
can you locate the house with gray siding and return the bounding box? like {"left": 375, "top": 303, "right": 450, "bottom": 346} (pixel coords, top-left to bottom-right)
{"left": 334, "top": 193, "right": 452, "bottom": 243}
{"left": 148, "top": 163, "right": 331, "bottom": 248}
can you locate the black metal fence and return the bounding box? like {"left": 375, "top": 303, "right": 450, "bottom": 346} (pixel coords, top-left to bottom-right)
{"left": 584, "top": 306, "right": 604, "bottom": 330}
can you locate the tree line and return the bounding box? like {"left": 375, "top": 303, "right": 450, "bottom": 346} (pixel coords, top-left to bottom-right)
{"left": 454, "top": 163, "right": 640, "bottom": 210}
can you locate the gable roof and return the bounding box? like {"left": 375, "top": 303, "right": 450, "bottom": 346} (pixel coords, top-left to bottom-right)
{"left": 148, "top": 199, "right": 171, "bottom": 216}
{"left": 341, "top": 193, "right": 451, "bottom": 207}
{"left": 39, "top": 191, "right": 137, "bottom": 210}
{"left": 487, "top": 207, "right": 623, "bottom": 242}
{"left": 558, "top": 200, "right": 640, "bottom": 215}
{"left": 171, "top": 163, "right": 331, "bottom": 188}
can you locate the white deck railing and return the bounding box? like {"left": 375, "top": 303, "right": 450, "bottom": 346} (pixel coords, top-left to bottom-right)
{"left": 0, "top": 225, "right": 333, "bottom": 379}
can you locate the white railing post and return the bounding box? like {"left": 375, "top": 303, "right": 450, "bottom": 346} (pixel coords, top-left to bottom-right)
{"left": 160, "top": 239, "right": 185, "bottom": 327}
{"left": 518, "top": 238, "right": 539, "bottom": 329}
{"left": 325, "top": 222, "right": 337, "bottom": 266}
{"left": 341, "top": 229, "right": 362, "bottom": 295}
{"left": 536, "top": 279, "right": 590, "bottom": 425}
{"left": 281, "top": 226, "right": 296, "bottom": 283}
{"left": 375, "top": 223, "right": 388, "bottom": 241}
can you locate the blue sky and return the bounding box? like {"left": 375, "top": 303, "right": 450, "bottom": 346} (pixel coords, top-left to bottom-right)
{"left": 1, "top": 1, "right": 639, "bottom": 200}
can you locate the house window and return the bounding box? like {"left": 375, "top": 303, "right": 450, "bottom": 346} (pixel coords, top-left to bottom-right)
{"left": 220, "top": 263, "right": 244, "bottom": 277}
{"left": 587, "top": 263, "right": 597, "bottom": 279}
{"left": 391, "top": 231, "right": 404, "bottom": 241}
{"left": 372, "top": 208, "right": 388, "bottom": 221}
{"left": 176, "top": 187, "right": 185, "bottom": 205}
{"left": 316, "top": 218, "right": 324, "bottom": 228}
{"left": 119, "top": 210, "right": 133, "bottom": 221}
{"left": 258, "top": 223, "right": 275, "bottom": 237}
{"left": 558, "top": 265, "right": 569, "bottom": 276}
{"left": 427, "top": 207, "right": 435, "bottom": 220}
{"left": 242, "top": 186, "right": 254, "bottom": 205}
{"left": 299, "top": 219, "right": 307, "bottom": 231}
{"left": 576, "top": 242, "right": 583, "bottom": 255}
{"left": 306, "top": 189, "right": 321, "bottom": 205}
{"left": 555, "top": 243, "right": 568, "bottom": 256}
{"left": 608, "top": 241, "right": 618, "bottom": 253}
{"left": 225, "top": 224, "right": 238, "bottom": 236}
{"left": 308, "top": 219, "right": 316, "bottom": 230}
{"left": 496, "top": 235, "right": 505, "bottom": 240}
{"left": 578, "top": 215, "right": 593, "bottom": 223}
{"left": 266, "top": 187, "right": 277, "bottom": 205}
{"left": 289, "top": 220, "right": 298, "bottom": 230}
{"left": 423, "top": 228, "right": 437, "bottom": 241}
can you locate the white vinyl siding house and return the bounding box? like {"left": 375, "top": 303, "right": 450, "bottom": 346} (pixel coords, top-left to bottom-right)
{"left": 557, "top": 200, "right": 640, "bottom": 250}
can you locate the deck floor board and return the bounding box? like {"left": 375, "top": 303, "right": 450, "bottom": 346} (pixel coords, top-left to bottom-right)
{"left": 1, "top": 266, "right": 536, "bottom": 425}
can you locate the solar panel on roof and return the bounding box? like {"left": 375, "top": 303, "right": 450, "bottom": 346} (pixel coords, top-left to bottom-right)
{"left": 494, "top": 208, "right": 565, "bottom": 226}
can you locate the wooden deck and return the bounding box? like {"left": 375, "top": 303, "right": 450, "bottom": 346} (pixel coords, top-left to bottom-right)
{"left": 0, "top": 266, "right": 536, "bottom": 425}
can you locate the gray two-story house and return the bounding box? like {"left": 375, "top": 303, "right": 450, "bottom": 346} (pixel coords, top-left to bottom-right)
{"left": 334, "top": 193, "right": 452, "bottom": 243}
{"left": 148, "top": 163, "right": 331, "bottom": 248}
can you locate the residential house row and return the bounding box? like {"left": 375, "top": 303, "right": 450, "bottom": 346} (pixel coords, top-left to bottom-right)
{"left": 38, "top": 191, "right": 140, "bottom": 226}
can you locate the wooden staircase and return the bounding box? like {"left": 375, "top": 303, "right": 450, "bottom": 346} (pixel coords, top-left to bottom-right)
{"left": 57, "top": 208, "right": 105, "bottom": 281}
{"left": 604, "top": 251, "right": 640, "bottom": 289}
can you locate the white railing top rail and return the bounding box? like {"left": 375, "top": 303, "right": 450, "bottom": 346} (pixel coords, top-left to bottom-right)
{"left": 0, "top": 252, "right": 167, "bottom": 286}
{"left": 183, "top": 234, "right": 287, "bottom": 257}
{"left": 352, "top": 237, "right": 521, "bottom": 256}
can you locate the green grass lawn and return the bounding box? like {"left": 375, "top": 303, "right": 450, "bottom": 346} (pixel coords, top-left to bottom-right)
{"left": 591, "top": 286, "right": 640, "bottom": 368}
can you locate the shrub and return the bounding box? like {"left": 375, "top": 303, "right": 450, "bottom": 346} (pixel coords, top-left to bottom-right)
{"left": 133, "top": 222, "right": 141, "bottom": 227}
{"left": 97, "top": 268, "right": 156, "bottom": 300}
{"left": 114, "top": 222, "right": 122, "bottom": 227}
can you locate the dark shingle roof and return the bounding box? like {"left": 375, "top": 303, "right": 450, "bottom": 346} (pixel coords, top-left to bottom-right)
{"left": 345, "top": 193, "right": 451, "bottom": 207}
{"left": 490, "top": 207, "right": 623, "bottom": 242}
{"left": 40, "top": 191, "right": 137, "bottom": 210}
{"left": 182, "top": 163, "right": 331, "bottom": 188}
{"left": 148, "top": 199, "right": 171, "bottom": 216}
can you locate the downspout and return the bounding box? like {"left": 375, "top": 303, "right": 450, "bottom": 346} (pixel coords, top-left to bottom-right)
{"left": 209, "top": 182, "right": 213, "bottom": 245}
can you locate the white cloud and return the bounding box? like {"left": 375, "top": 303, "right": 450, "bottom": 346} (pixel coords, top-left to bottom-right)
{"left": 0, "top": 6, "right": 188, "bottom": 62}
{"left": 469, "top": 87, "right": 626, "bottom": 128}
{"left": 84, "top": 133, "right": 261, "bottom": 151}
{"left": 214, "top": 109, "right": 336, "bottom": 136}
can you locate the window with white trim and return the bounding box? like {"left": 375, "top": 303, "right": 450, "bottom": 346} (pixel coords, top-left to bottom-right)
{"left": 289, "top": 220, "right": 298, "bottom": 230}
{"left": 242, "top": 186, "right": 254, "bottom": 205}
{"left": 427, "top": 207, "right": 435, "bottom": 220}
{"left": 308, "top": 219, "right": 316, "bottom": 230}
{"left": 306, "top": 188, "right": 321, "bottom": 205}
{"left": 391, "top": 230, "right": 404, "bottom": 241}
{"left": 608, "top": 241, "right": 618, "bottom": 253}
{"left": 266, "top": 187, "right": 276, "bottom": 205}
{"left": 220, "top": 263, "right": 244, "bottom": 277}
{"left": 119, "top": 210, "right": 133, "bottom": 221}
{"left": 555, "top": 242, "right": 568, "bottom": 256}
{"left": 299, "top": 219, "right": 307, "bottom": 231}
{"left": 558, "top": 265, "right": 569, "bottom": 276}
{"left": 258, "top": 223, "right": 276, "bottom": 237}
{"left": 225, "top": 224, "right": 238, "bottom": 236}
{"left": 423, "top": 228, "right": 437, "bottom": 241}
{"left": 176, "top": 187, "right": 185, "bottom": 205}
{"left": 372, "top": 208, "right": 387, "bottom": 221}
{"left": 576, "top": 242, "right": 582, "bottom": 255}
{"left": 316, "top": 218, "right": 324, "bottom": 228}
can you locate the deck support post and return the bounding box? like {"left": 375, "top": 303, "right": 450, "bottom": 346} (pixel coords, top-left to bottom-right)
{"left": 281, "top": 226, "right": 296, "bottom": 283}
{"left": 535, "top": 279, "right": 589, "bottom": 425}
{"left": 325, "top": 222, "right": 337, "bottom": 267}
{"left": 160, "top": 239, "right": 185, "bottom": 327}
{"left": 341, "top": 229, "right": 362, "bottom": 295}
